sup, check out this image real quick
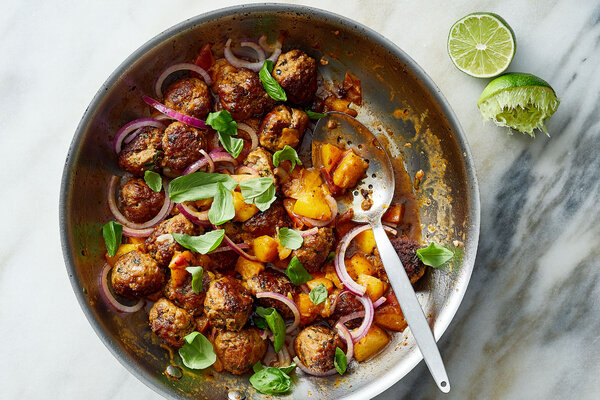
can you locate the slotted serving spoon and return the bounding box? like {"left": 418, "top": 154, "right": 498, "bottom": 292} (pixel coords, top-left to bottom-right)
{"left": 312, "top": 112, "right": 450, "bottom": 393}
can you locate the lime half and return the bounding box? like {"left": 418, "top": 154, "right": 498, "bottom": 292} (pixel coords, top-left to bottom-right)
{"left": 478, "top": 73, "right": 560, "bottom": 136}
{"left": 448, "top": 13, "right": 516, "bottom": 78}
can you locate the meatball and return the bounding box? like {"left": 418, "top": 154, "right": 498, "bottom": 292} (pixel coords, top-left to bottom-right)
{"left": 163, "top": 77, "right": 212, "bottom": 120}
{"left": 330, "top": 290, "right": 363, "bottom": 328}
{"left": 259, "top": 105, "right": 309, "bottom": 152}
{"left": 163, "top": 272, "right": 212, "bottom": 316}
{"left": 244, "top": 270, "right": 299, "bottom": 319}
{"left": 242, "top": 197, "right": 291, "bottom": 237}
{"left": 294, "top": 325, "right": 343, "bottom": 373}
{"left": 243, "top": 147, "right": 276, "bottom": 181}
{"left": 149, "top": 298, "right": 195, "bottom": 348}
{"left": 161, "top": 121, "right": 209, "bottom": 175}
{"left": 272, "top": 50, "right": 317, "bottom": 105}
{"left": 111, "top": 250, "right": 165, "bottom": 299}
{"left": 211, "top": 59, "right": 274, "bottom": 120}
{"left": 119, "top": 178, "right": 165, "bottom": 223}
{"left": 204, "top": 276, "right": 253, "bottom": 331}
{"left": 214, "top": 328, "right": 267, "bottom": 374}
{"left": 145, "top": 214, "right": 199, "bottom": 267}
{"left": 118, "top": 126, "right": 164, "bottom": 176}
{"left": 292, "top": 227, "right": 335, "bottom": 272}
{"left": 390, "top": 237, "right": 427, "bottom": 283}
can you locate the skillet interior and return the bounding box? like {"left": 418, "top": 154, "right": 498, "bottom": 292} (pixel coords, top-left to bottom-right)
{"left": 60, "top": 4, "right": 480, "bottom": 399}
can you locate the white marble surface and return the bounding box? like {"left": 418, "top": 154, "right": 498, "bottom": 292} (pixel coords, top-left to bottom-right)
{"left": 1, "top": 0, "right": 599, "bottom": 399}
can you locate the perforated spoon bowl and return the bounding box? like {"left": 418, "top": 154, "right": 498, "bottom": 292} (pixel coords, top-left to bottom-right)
{"left": 312, "top": 112, "right": 451, "bottom": 393}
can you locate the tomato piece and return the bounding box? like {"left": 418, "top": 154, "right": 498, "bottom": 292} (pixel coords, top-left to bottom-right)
{"left": 194, "top": 43, "right": 214, "bottom": 71}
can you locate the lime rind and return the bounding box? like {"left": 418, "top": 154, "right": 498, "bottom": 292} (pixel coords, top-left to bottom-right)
{"left": 478, "top": 86, "right": 560, "bottom": 137}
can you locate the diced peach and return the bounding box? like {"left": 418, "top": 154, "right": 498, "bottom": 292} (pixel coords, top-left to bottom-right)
{"left": 293, "top": 189, "right": 331, "bottom": 220}
{"left": 345, "top": 254, "right": 375, "bottom": 280}
{"left": 105, "top": 243, "right": 141, "bottom": 266}
{"left": 279, "top": 127, "right": 300, "bottom": 149}
{"left": 354, "top": 325, "right": 390, "bottom": 362}
{"left": 128, "top": 237, "right": 146, "bottom": 245}
{"left": 168, "top": 251, "right": 195, "bottom": 287}
{"left": 235, "top": 257, "right": 265, "bottom": 280}
{"left": 321, "top": 144, "right": 344, "bottom": 173}
{"left": 232, "top": 191, "right": 259, "bottom": 222}
{"left": 374, "top": 304, "right": 408, "bottom": 332}
{"left": 277, "top": 241, "right": 292, "bottom": 260}
{"left": 383, "top": 203, "right": 405, "bottom": 224}
{"left": 306, "top": 277, "right": 334, "bottom": 294}
{"left": 252, "top": 236, "right": 279, "bottom": 262}
{"left": 295, "top": 293, "right": 322, "bottom": 325}
{"left": 332, "top": 151, "right": 369, "bottom": 189}
{"left": 324, "top": 96, "right": 358, "bottom": 117}
{"left": 356, "top": 274, "right": 385, "bottom": 302}
{"left": 355, "top": 229, "right": 377, "bottom": 254}
{"left": 323, "top": 263, "right": 344, "bottom": 289}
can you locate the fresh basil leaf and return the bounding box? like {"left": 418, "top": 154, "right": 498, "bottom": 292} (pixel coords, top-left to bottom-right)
{"left": 309, "top": 283, "right": 327, "bottom": 305}
{"left": 171, "top": 230, "right": 225, "bottom": 254}
{"left": 249, "top": 366, "right": 292, "bottom": 395}
{"left": 259, "top": 60, "right": 287, "bottom": 102}
{"left": 326, "top": 251, "right": 336, "bottom": 263}
{"left": 178, "top": 331, "right": 216, "bottom": 370}
{"left": 306, "top": 110, "right": 327, "bottom": 119}
{"left": 254, "top": 183, "right": 277, "bottom": 212}
{"left": 208, "top": 182, "right": 235, "bottom": 225}
{"left": 279, "top": 362, "right": 297, "bottom": 375}
{"left": 256, "top": 307, "right": 286, "bottom": 353}
{"left": 143, "top": 170, "right": 162, "bottom": 192}
{"left": 102, "top": 221, "right": 122, "bottom": 257}
{"left": 277, "top": 227, "right": 303, "bottom": 250}
{"left": 206, "top": 110, "right": 244, "bottom": 158}
{"left": 169, "top": 172, "right": 237, "bottom": 202}
{"left": 218, "top": 130, "right": 244, "bottom": 158}
{"left": 272, "top": 145, "right": 302, "bottom": 172}
{"left": 239, "top": 177, "right": 274, "bottom": 201}
{"left": 416, "top": 242, "right": 454, "bottom": 268}
{"left": 334, "top": 347, "right": 347, "bottom": 375}
{"left": 254, "top": 316, "right": 268, "bottom": 330}
{"left": 286, "top": 256, "right": 312, "bottom": 285}
{"left": 185, "top": 266, "right": 204, "bottom": 293}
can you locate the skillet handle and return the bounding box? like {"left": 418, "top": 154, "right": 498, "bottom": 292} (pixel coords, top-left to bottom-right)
{"left": 371, "top": 221, "right": 451, "bottom": 393}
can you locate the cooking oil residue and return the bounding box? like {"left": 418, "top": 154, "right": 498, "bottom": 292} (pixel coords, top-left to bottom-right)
{"left": 165, "top": 365, "right": 183, "bottom": 380}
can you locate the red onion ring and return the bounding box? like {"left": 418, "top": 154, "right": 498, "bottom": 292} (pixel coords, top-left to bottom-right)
{"left": 240, "top": 41, "right": 266, "bottom": 62}
{"left": 113, "top": 118, "right": 165, "bottom": 154}
{"left": 237, "top": 122, "right": 259, "bottom": 150}
{"left": 334, "top": 294, "right": 374, "bottom": 343}
{"left": 299, "top": 227, "right": 319, "bottom": 237}
{"left": 154, "top": 62, "right": 212, "bottom": 99}
{"left": 100, "top": 264, "right": 143, "bottom": 313}
{"left": 335, "top": 322, "right": 354, "bottom": 363}
{"left": 108, "top": 176, "right": 173, "bottom": 230}
{"left": 258, "top": 35, "right": 282, "bottom": 62}
{"left": 142, "top": 95, "right": 208, "bottom": 129}
{"left": 224, "top": 39, "right": 265, "bottom": 72}
{"left": 223, "top": 233, "right": 258, "bottom": 261}
{"left": 122, "top": 226, "right": 154, "bottom": 238}
{"left": 234, "top": 166, "right": 258, "bottom": 175}
{"left": 209, "top": 152, "right": 239, "bottom": 166}
{"left": 210, "top": 242, "right": 250, "bottom": 254}
{"left": 183, "top": 149, "right": 214, "bottom": 174}
{"left": 295, "top": 195, "right": 338, "bottom": 228}
{"left": 256, "top": 292, "right": 301, "bottom": 334}
{"left": 177, "top": 203, "right": 211, "bottom": 227}
{"left": 277, "top": 345, "right": 292, "bottom": 368}
{"left": 373, "top": 296, "right": 387, "bottom": 308}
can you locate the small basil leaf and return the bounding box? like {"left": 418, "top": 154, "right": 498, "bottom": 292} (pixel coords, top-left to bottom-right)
{"left": 309, "top": 283, "right": 327, "bottom": 305}
{"left": 239, "top": 177, "right": 275, "bottom": 201}
{"left": 206, "top": 110, "right": 238, "bottom": 137}
{"left": 249, "top": 366, "right": 292, "bottom": 395}
{"left": 272, "top": 145, "right": 302, "bottom": 172}
{"left": 169, "top": 172, "right": 237, "bottom": 202}
{"left": 256, "top": 307, "right": 286, "bottom": 353}
{"left": 178, "top": 332, "right": 216, "bottom": 369}
{"left": 306, "top": 110, "right": 327, "bottom": 119}
{"left": 286, "top": 256, "right": 312, "bottom": 285}
{"left": 259, "top": 60, "right": 287, "bottom": 102}
{"left": 325, "top": 251, "right": 336, "bottom": 263}
{"left": 279, "top": 362, "right": 297, "bottom": 375}
{"left": 102, "top": 221, "right": 122, "bottom": 257}
{"left": 218, "top": 130, "right": 244, "bottom": 159}
{"left": 143, "top": 170, "right": 162, "bottom": 192}
{"left": 254, "top": 316, "right": 268, "bottom": 330}
{"left": 185, "top": 266, "right": 204, "bottom": 293}
{"left": 254, "top": 184, "right": 277, "bottom": 212}
{"left": 277, "top": 227, "right": 303, "bottom": 250}
{"left": 171, "top": 230, "right": 225, "bottom": 254}
{"left": 334, "top": 347, "right": 347, "bottom": 375}
{"left": 208, "top": 182, "right": 235, "bottom": 225}
{"left": 416, "top": 242, "right": 454, "bottom": 268}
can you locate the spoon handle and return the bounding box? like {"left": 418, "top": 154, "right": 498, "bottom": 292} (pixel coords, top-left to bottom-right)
{"left": 371, "top": 222, "right": 451, "bottom": 393}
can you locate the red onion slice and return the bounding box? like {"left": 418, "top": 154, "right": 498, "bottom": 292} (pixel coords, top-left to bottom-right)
{"left": 296, "top": 195, "right": 338, "bottom": 228}
{"left": 142, "top": 95, "right": 208, "bottom": 129}
{"left": 256, "top": 291, "right": 301, "bottom": 334}
{"left": 209, "top": 152, "right": 239, "bottom": 166}
{"left": 222, "top": 233, "right": 258, "bottom": 261}
{"left": 224, "top": 39, "right": 265, "bottom": 72}
{"left": 154, "top": 62, "right": 212, "bottom": 99}
{"left": 335, "top": 322, "right": 354, "bottom": 363}
{"left": 258, "top": 35, "right": 282, "bottom": 62}
{"left": 177, "top": 203, "right": 211, "bottom": 227}
{"left": 113, "top": 118, "right": 165, "bottom": 153}
{"left": 240, "top": 41, "right": 266, "bottom": 62}
{"left": 108, "top": 176, "right": 173, "bottom": 230}
{"left": 277, "top": 345, "right": 292, "bottom": 367}
{"left": 100, "top": 264, "right": 143, "bottom": 313}
{"left": 210, "top": 242, "right": 250, "bottom": 254}
{"left": 183, "top": 149, "right": 214, "bottom": 174}
{"left": 334, "top": 294, "right": 374, "bottom": 343}
{"left": 299, "top": 227, "right": 319, "bottom": 237}
{"left": 234, "top": 166, "right": 258, "bottom": 176}
{"left": 122, "top": 226, "right": 155, "bottom": 238}
{"left": 373, "top": 296, "right": 387, "bottom": 308}
{"left": 237, "top": 122, "right": 259, "bottom": 150}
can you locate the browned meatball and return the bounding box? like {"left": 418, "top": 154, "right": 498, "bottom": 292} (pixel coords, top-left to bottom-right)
{"left": 259, "top": 105, "right": 309, "bottom": 152}
{"left": 118, "top": 126, "right": 164, "bottom": 176}
{"left": 369, "top": 237, "right": 426, "bottom": 284}
{"left": 214, "top": 328, "right": 267, "bottom": 374}
{"left": 111, "top": 250, "right": 165, "bottom": 299}
{"left": 164, "top": 77, "right": 212, "bottom": 120}
{"left": 243, "top": 147, "right": 276, "bottom": 181}
{"left": 161, "top": 121, "right": 209, "bottom": 175}
{"left": 272, "top": 50, "right": 317, "bottom": 105}
{"left": 242, "top": 197, "right": 291, "bottom": 237}
{"left": 292, "top": 227, "right": 335, "bottom": 272}
{"left": 149, "top": 298, "right": 195, "bottom": 348}
{"left": 119, "top": 178, "right": 165, "bottom": 223}
{"left": 163, "top": 271, "right": 213, "bottom": 316}
{"left": 244, "top": 270, "right": 299, "bottom": 319}
{"left": 330, "top": 290, "right": 363, "bottom": 328}
{"left": 145, "top": 214, "right": 199, "bottom": 267}
{"left": 204, "top": 276, "right": 253, "bottom": 331}
{"left": 294, "top": 325, "right": 343, "bottom": 373}
{"left": 211, "top": 59, "right": 274, "bottom": 120}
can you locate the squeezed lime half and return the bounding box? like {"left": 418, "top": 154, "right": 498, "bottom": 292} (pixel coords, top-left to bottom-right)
{"left": 478, "top": 72, "right": 560, "bottom": 136}
{"left": 448, "top": 12, "right": 516, "bottom": 78}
